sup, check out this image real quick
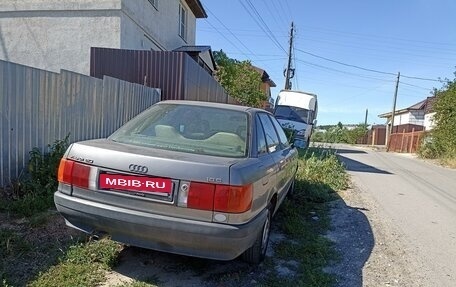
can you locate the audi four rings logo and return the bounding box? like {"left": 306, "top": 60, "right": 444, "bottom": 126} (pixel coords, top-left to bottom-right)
{"left": 129, "top": 164, "right": 148, "bottom": 174}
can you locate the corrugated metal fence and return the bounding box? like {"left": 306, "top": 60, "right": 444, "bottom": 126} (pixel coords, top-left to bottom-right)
{"left": 0, "top": 60, "right": 160, "bottom": 187}
{"left": 90, "top": 48, "right": 238, "bottom": 104}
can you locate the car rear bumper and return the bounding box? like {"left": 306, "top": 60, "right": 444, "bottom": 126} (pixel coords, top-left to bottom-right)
{"left": 54, "top": 191, "right": 266, "bottom": 261}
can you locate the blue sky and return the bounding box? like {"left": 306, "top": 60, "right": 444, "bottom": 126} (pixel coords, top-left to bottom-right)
{"left": 196, "top": 0, "right": 456, "bottom": 125}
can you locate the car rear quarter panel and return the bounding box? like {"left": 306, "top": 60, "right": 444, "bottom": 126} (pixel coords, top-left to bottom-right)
{"left": 227, "top": 155, "right": 278, "bottom": 224}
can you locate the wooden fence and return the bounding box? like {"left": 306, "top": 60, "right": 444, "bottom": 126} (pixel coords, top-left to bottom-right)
{"left": 387, "top": 129, "right": 424, "bottom": 153}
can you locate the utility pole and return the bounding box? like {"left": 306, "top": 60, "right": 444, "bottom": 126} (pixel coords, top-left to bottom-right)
{"left": 387, "top": 72, "right": 400, "bottom": 149}
{"left": 364, "top": 108, "right": 368, "bottom": 127}
{"left": 284, "top": 22, "right": 294, "bottom": 90}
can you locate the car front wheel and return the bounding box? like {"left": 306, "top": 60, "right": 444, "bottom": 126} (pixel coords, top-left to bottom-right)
{"left": 242, "top": 206, "right": 271, "bottom": 264}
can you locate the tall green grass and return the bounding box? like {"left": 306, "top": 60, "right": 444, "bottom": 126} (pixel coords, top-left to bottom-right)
{"left": 264, "top": 147, "right": 349, "bottom": 287}
{"left": 0, "top": 136, "right": 69, "bottom": 217}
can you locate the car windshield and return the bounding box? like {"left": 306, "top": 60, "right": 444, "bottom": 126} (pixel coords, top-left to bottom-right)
{"left": 274, "top": 105, "right": 309, "bottom": 124}
{"left": 109, "top": 103, "right": 248, "bottom": 158}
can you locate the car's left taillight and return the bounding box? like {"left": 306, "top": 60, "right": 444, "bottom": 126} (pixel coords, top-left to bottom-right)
{"left": 57, "top": 158, "right": 91, "bottom": 189}
{"left": 177, "top": 181, "right": 253, "bottom": 214}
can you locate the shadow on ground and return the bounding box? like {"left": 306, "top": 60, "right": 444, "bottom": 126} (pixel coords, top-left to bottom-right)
{"left": 105, "top": 246, "right": 256, "bottom": 287}
{"left": 0, "top": 211, "right": 84, "bottom": 286}
{"left": 295, "top": 176, "right": 375, "bottom": 287}
{"left": 333, "top": 149, "right": 368, "bottom": 154}
{"left": 337, "top": 154, "right": 392, "bottom": 174}
{"left": 324, "top": 191, "right": 375, "bottom": 287}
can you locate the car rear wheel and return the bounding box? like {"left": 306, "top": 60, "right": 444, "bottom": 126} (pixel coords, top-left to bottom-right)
{"left": 242, "top": 206, "right": 271, "bottom": 264}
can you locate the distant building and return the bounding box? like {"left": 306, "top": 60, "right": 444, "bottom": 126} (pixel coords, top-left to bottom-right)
{"left": 0, "top": 0, "right": 206, "bottom": 74}
{"left": 378, "top": 96, "right": 436, "bottom": 132}
{"left": 252, "top": 66, "right": 276, "bottom": 110}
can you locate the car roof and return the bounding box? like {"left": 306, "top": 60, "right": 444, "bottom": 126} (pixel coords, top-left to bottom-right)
{"left": 157, "top": 100, "right": 269, "bottom": 114}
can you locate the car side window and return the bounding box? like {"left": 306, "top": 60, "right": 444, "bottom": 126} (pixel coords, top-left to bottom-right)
{"left": 269, "top": 115, "right": 290, "bottom": 147}
{"left": 258, "top": 113, "right": 280, "bottom": 153}
{"left": 256, "top": 116, "right": 268, "bottom": 155}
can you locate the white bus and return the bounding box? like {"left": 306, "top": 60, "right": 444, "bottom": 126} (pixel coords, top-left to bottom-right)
{"left": 274, "top": 90, "right": 318, "bottom": 148}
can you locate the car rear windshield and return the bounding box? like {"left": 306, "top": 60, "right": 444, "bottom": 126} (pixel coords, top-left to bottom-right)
{"left": 109, "top": 104, "right": 248, "bottom": 158}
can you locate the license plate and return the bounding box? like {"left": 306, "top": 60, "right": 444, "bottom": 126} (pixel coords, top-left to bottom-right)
{"left": 99, "top": 174, "right": 172, "bottom": 195}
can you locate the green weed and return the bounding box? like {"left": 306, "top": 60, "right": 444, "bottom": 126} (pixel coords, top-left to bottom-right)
{"left": 28, "top": 262, "right": 105, "bottom": 287}
{"left": 1, "top": 135, "right": 69, "bottom": 217}
{"left": 259, "top": 147, "right": 348, "bottom": 287}
{"left": 0, "top": 228, "right": 31, "bottom": 258}
{"left": 29, "top": 238, "right": 122, "bottom": 287}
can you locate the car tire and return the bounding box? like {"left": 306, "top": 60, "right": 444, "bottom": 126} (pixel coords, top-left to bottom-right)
{"left": 242, "top": 205, "right": 272, "bottom": 264}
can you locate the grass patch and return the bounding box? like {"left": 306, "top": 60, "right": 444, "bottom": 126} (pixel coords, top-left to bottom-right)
{"left": 440, "top": 157, "right": 456, "bottom": 168}
{"left": 0, "top": 228, "right": 31, "bottom": 258}
{"left": 259, "top": 147, "right": 349, "bottom": 287}
{"left": 28, "top": 262, "right": 105, "bottom": 287}
{"left": 29, "top": 238, "right": 122, "bottom": 287}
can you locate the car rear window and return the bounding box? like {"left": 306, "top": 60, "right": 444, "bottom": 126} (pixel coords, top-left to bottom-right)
{"left": 109, "top": 103, "right": 248, "bottom": 158}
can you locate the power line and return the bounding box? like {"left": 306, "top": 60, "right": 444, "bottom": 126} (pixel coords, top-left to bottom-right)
{"left": 295, "top": 48, "right": 396, "bottom": 76}
{"left": 294, "top": 48, "right": 444, "bottom": 82}
{"left": 401, "top": 74, "right": 443, "bottom": 82}
{"left": 262, "top": 1, "right": 287, "bottom": 33}
{"left": 399, "top": 81, "right": 434, "bottom": 91}
{"left": 294, "top": 25, "right": 456, "bottom": 48}
{"left": 295, "top": 59, "right": 394, "bottom": 82}
{"left": 203, "top": 19, "right": 249, "bottom": 59}
{"left": 238, "top": 0, "right": 287, "bottom": 54}
{"left": 269, "top": 0, "right": 289, "bottom": 29}
{"left": 205, "top": 8, "right": 258, "bottom": 59}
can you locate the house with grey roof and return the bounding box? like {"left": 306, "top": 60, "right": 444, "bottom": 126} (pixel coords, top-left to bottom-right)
{"left": 378, "top": 96, "right": 436, "bottom": 132}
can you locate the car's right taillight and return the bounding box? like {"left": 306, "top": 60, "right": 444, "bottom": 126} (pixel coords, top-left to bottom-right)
{"left": 178, "top": 181, "right": 252, "bottom": 213}
{"left": 57, "top": 159, "right": 90, "bottom": 189}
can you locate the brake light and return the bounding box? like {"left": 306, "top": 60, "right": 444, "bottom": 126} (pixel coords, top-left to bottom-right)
{"left": 57, "top": 159, "right": 90, "bottom": 188}
{"left": 187, "top": 182, "right": 215, "bottom": 210}
{"left": 179, "top": 181, "right": 253, "bottom": 213}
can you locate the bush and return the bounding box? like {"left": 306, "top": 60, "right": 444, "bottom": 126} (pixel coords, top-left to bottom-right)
{"left": 311, "top": 123, "right": 367, "bottom": 144}
{"left": 2, "top": 135, "right": 69, "bottom": 217}
{"left": 417, "top": 133, "right": 442, "bottom": 159}
{"left": 428, "top": 72, "right": 456, "bottom": 161}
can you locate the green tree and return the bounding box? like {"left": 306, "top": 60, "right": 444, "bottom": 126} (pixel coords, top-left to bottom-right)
{"left": 431, "top": 73, "right": 456, "bottom": 158}
{"left": 345, "top": 124, "right": 368, "bottom": 144}
{"left": 311, "top": 123, "right": 367, "bottom": 144}
{"left": 213, "top": 50, "right": 266, "bottom": 107}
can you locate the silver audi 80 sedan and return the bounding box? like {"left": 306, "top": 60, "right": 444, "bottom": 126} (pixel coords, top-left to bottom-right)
{"left": 54, "top": 101, "right": 298, "bottom": 263}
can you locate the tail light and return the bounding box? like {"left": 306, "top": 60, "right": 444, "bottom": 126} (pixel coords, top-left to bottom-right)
{"left": 178, "top": 181, "right": 252, "bottom": 213}
{"left": 57, "top": 159, "right": 90, "bottom": 189}
{"left": 214, "top": 185, "right": 252, "bottom": 213}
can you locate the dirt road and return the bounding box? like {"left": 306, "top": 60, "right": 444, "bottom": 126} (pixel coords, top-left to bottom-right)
{"left": 330, "top": 144, "right": 456, "bottom": 287}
